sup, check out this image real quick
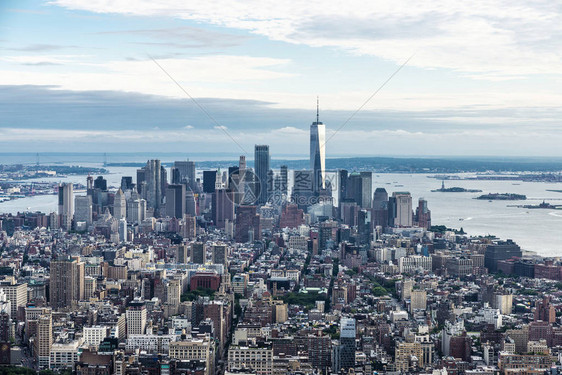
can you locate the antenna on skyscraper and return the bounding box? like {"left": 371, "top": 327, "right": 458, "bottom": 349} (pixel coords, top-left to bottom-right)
{"left": 103, "top": 152, "right": 107, "bottom": 167}
{"left": 316, "top": 96, "right": 319, "bottom": 123}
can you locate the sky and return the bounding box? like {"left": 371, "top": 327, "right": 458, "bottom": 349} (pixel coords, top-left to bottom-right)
{"left": 1, "top": 0, "right": 562, "bottom": 158}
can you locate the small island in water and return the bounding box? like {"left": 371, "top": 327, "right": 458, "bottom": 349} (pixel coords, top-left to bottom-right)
{"left": 476, "top": 193, "right": 527, "bottom": 200}
{"left": 432, "top": 181, "right": 482, "bottom": 193}
{"left": 509, "top": 201, "right": 562, "bottom": 209}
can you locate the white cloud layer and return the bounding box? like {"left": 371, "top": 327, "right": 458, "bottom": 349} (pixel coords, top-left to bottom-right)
{"left": 50, "top": 0, "right": 562, "bottom": 79}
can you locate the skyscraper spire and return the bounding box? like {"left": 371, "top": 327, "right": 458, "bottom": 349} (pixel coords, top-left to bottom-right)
{"left": 316, "top": 96, "right": 319, "bottom": 123}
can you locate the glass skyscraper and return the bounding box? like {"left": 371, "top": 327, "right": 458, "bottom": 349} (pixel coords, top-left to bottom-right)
{"left": 254, "top": 145, "right": 270, "bottom": 205}
{"left": 310, "top": 99, "right": 326, "bottom": 192}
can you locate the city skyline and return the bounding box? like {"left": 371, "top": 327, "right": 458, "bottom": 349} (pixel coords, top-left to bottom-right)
{"left": 3, "top": 1, "right": 562, "bottom": 155}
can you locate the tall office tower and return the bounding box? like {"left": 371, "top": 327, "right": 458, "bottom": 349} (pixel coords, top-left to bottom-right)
{"left": 74, "top": 195, "right": 93, "bottom": 226}
{"left": 415, "top": 198, "right": 431, "bottom": 229}
{"left": 254, "top": 145, "right": 270, "bottom": 205}
{"left": 126, "top": 300, "right": 147, "bottom": 337}
{"left": 359, "top": 172, "right": 372, "bottom": 208}
{"left": 310, "top": 99, "right": 326, "bottom": 192}
{"left": 387, "top": 195, "right": 397, "bottom": 227}
{"left": 203, "top": 170, "right": 217, "bottom": 193}
{"left": 58, "top": 183, "right": 73, "bottom": 231}
{"left": 120, "top": 176, "right": 133, "bottom": 191}
{"left": 212, "top": 244, "right": 227, "bottom": 265}
{"left": 36, "top": 313, "right": 52, "bottom": 369}
{"left": 291, "top": 170, "right": 315, "bottom": 209}
{"left": 136, "top": 168, "right": 146, "bottom": 195}
{"left": 170, "top": 166, "right": 181, "bottom": 184}
{"left": 127, "top": 199, "right": 146, "bottom": 223}
{"left": 166, "top": 279, "right": 181, "bottom": 315}
{"left": 86, "top": 175, "right": 94, "bottom": 191}
{"left": 347, "top": 173, "right": 371, "bottom": 208}
{"left": 113, "top": 188, "right": 126, "bottom": 220}
{"left": 212, "top": 189, "right": 235, "bottom": 229}
{"left": 228, "top": 165, "right": 239, "bottom": 190}
{"left": 393, "top": 192, "right": 413, "bottom": 227}
{"left": 94, "top": 176, "right": 107, "bottom": 191}
{"left": 173, "top": 160, "right": 196, "bottom": 189}
{"left": 280, "top": 165, "right": 288, "bottom": 197}
{"left": 373, "top": 187, "right": 389, "bottom": 227}
{"left": 234, "top": 205, "right": 261, "bottom": 243}
{"left": 191, "top": 242, "right": 206, "bottom": 264}
{"left": 118, "top": 218, "right": 127, "bottom": 242}
{"left": 49, "top": 258, "right": 85, "bottom": 310}
{"left": 339, "top": 317, "right": 356, "bottom": 371}
{"left": 0, "top": 303, "right": 10, "bottom": 365}
{"left": 338, "top": 169, "right": 348, "bottom": 203}
{"left": 236, "top": 155, "right": 247, "bottom": 204}
{"left": 137, "top": 160, "right": 163, "bottom": 211}
{"left": 239, "top": 155, "right": 246, "bottom": 171}
{"left": 357, "top": 209, "right": 372, "bottom": 245}
{"left": 166, "top": 184, "right": 186, "bottom": 219}
{"left": 160, "top": 165, "right": 168, "bottom": 197}
{"left": 186, "top": 190, "right": 197, "bottom": 216}
{"left": 0, "top": 281, "right": 27, "bottom": 319}
{"left": 0, "top": 289, "right": 10, "bottom": 324}
{"left": 373, "top": 187, "right": 388, "bottom": 209}
{"left": 267, "top": 169, "right": 274, "bottom": 202}
{"left": 176, "top": 244, "right": 188, "bottom": 264}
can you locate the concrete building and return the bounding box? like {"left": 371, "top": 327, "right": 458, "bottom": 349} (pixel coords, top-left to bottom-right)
{"left": 49, "top": 258, "right": 85, "bottom": 310}
{"left": 393, "top": 192, "right": 413, "bottom": 227}
{"left": 395, "top": 341, "right": 423, "bottom": 372}
{"left": 74, "top": 195, "right": 93, "bottom": 227}
{"left": 0, "top": 281, "right": 27, "bottom": 320}
{"left": 126, "top": 300, "right": 147, "bottom": 337}
{"left": 169, "top": 336, "right": 215, "bottom": 375}
{"left": 58, "top": 182, "right": 73, "bottom": 230}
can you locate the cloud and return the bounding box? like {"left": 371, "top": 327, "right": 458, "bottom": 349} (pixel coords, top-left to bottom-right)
{"left": 49, "top": 0, "right": 562, "bottom": 79}
{"left": 0, "top": 55, "right": 294, "bottom": 99}
{"left": 9, "top": 43, "right": 79, "bottom": 52}
{"left": 0, "top": 55, "right": 84, "bottom": 66}
{"left": 98, "top": 26, "right": 250, "bottom": 49}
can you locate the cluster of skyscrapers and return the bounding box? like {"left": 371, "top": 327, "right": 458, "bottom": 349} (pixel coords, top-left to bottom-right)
{"left": 53, "top": 105, "right": 431, "bottom": 248}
